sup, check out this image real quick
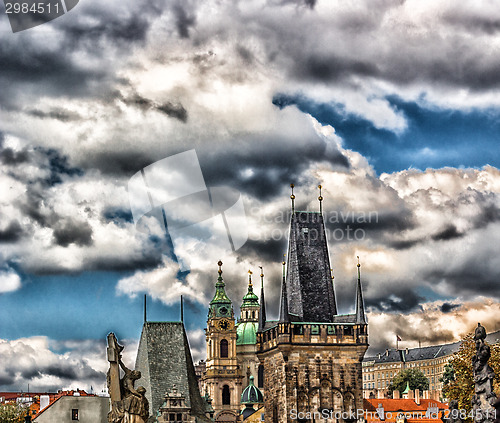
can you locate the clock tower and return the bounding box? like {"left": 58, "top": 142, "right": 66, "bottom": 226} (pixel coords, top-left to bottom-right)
{"left": 203, "top": 261, "right": 242, "bottom": 422}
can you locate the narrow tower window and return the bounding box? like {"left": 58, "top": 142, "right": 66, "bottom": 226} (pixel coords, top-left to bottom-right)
{"left": 258, "top": 364, "right": 264, "bottom": 388}
{"left": 222, "top": 385, "right": 231, "bottom": 405}
{"left": 220, "top": 339, "right": 229, "bottom": 358}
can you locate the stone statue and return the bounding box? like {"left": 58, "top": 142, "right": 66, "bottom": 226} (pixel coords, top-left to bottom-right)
{"left": 475, "top": 323, "right": 487, "bottom": 349}
{"left": 471, "top": 324, "right": 497, "bottom": 423}
{"left": 107, "top": 333, "right": 149, "bottom": 423}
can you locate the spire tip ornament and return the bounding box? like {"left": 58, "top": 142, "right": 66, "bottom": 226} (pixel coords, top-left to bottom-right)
{"left": 290, "top": 184, "right": 295, "bottom": 212}
{"left": 318, "top": 184, "right": 323, "bottom": 213}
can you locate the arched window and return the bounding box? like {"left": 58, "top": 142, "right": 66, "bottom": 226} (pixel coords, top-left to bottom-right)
{"left": 222, "top": 385, "right": 231, "bottom": 405}
{"left": 258, "top": 364, "right": 264, "bottom": 388}
{"left": 220, "top": 339, "right": 229, "bottom": 358}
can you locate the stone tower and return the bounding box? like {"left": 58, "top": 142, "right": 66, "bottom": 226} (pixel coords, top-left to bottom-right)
{"left": 256, "top": 187, "right": 368, "bottom": 423}
{"left": 203, "top": 261, "right": 243, "bottom": 422}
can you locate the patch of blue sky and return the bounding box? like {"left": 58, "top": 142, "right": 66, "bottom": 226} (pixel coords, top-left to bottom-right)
{"left": 273, "top": 94, "right": 500, "bottom": 174}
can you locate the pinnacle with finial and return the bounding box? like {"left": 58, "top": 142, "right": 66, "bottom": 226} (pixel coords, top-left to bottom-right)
{"left": 290, "top": 183, "right": 295, "bottom": 212}
{"left": 318, "top": 184, "right": 323, "bottom": 213}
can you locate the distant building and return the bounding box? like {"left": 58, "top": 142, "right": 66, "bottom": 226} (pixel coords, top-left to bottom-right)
{"left": 32, "top": 394, "right": 109, "bottom": 423}
{"left": 362, "top": 330, "right": 500, "bottom": 400}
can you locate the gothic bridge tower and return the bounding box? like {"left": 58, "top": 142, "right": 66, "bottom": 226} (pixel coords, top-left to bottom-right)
{"left": 256, "top": 185, "right": 369, "bottom": 423}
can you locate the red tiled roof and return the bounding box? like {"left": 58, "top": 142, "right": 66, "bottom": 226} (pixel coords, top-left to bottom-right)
{"left": 363, "top": 398, "right": 449, "bottom": 423}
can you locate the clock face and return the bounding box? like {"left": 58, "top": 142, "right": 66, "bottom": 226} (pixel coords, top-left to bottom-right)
{"left": 218, "top": 319, "right": 230, "bottom": 331}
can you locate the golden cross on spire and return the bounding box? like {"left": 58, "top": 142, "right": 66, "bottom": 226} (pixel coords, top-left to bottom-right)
{"left": 218, "top": 260, "right": 223, "bottom": 275}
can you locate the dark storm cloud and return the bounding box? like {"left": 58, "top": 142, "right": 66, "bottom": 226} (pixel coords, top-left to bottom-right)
{"left": 0, "top": 0, "right": 164, "bottom": 107}
{"left": 237, "top": 238, "right": 288, "bottom": 264}
{"left": 432, "top": 224, "right": 463, "bottom": 241}
{"left": 323, "top": 208, "right": 415, "bottom": 242}
{"left": 0, "top": 147, "right": 29, "bottom": 165}
{"left": 59, "top": 8, "right": 150, "bottom": 46}
{"left": 0, "top": 41, "right": 108, "bottom": 105}
{"left": 79, "top": 149, "right": 157, "bottom": 175}
{"left": 0, "top": 221, "right": 24, "bottom": 243}
{"left": 26, "top": 108, "right": 82, "bottom": 122}
{"left": 292, "top": 54, "right": 379, "bottom": 83}
{"left": 443, "top": 9, "right": 500, "bottom": 35}
{"left": 387, "top": 313, "right": 457, "bottom": 346}
{"left": 388, "top": 238, "right": 422, "bottom": 250}
{"left": 365, "top": 288, "right": 425, "bottom": 313}
{"left": 156, "top": 102, "right": 188, "bottom": 122}
{"left": 124, "top": 94, "right": 188, "bottom": 122}
{"left": 424, "top": 258, "right": 500, "bottom": 298}
{"left": 440, "top": 302, "right": 460, "bottom": 313}
{"left": 52, "top": 219, "right": 93, "bottom": 247}
{"left": 197, "top": 137, "right": 350, "bottom": 201}
{"left": 173, "top": 1, "right": 196, "bottom": 39}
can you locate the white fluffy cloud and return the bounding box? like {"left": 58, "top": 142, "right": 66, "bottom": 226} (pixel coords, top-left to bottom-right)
{"left": 0, "top": 269, "right": 21, "bottom": 293}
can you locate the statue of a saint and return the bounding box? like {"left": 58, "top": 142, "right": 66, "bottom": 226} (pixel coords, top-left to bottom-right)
{"left": 107, "top": 333, "right": 149, "bottom": 423}
{"left": 474, "top": 323, "right": 487, "bottom": 349}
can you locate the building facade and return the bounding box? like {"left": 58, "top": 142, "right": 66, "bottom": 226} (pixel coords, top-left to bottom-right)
{"left": 33, "top": 395, "right": 109, "bottom": 423}
{"left": 362, "top": 331, "right": 500, "bottom": 400}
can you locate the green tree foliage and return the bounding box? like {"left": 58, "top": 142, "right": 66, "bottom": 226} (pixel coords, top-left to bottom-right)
{"left": 0, "top": 402, "right": 25, "bottom": 423}
{"left": 388, "top": 368, "right": 429, "bottom": 395}
{"left": 440, "top": 363, "right": 456, "bottom": 387}
{"left": 442, "top": 333, "right": 500, "bottom": 415}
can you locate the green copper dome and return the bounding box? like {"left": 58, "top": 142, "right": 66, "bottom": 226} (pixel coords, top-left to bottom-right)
{"left": 241, "top": 271, "right": 259, "bottom": 309}
{"left": 209, "top": 261, "right": 232, "bottom": 319}
{"left": 236, "top": 321, "right": 258, "bottom": 345}
{"left": 241, "top": 376, "right": 264, "bottom": 404}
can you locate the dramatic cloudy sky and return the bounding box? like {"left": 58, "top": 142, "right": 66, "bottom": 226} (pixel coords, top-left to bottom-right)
{"left": 1, "top": 0, "right": 500, "bottom": 392}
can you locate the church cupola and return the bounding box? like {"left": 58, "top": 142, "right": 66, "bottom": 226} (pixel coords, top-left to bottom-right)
{"left": 209, "top": 260, "right": 233, "bottom": 319}
{"left": 239, "top": 270, "right": 259, "bottom": 323}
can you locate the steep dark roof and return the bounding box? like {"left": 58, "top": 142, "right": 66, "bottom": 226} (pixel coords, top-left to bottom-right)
{"left": 364, "top": 330, "right": 500, "bottom": 363}
{"left": 283, "top": 211, "right": 337, "bottom": 323}
{"left": 135, "top": 322, "right": 209, "bottom": 422}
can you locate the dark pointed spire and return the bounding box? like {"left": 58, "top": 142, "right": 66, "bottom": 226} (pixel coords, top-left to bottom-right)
{"left": 144, "top": 294, "right": 147, "bottom": 323}
{"left": 279, "top": 256, "right": 290, "bottom": 323}
{"left": 180, "top": 295, "right": 184, "bottom": 322}
{"left": 318, "top": 184, "right": 323, "bottom": 214}
{"left": 355, "top": 256, "right": 367, "bottom": 324}
{"left": 258, "top": 266, "right": 266, "bottom": 332}
{"left": 290, "top": 184, "right": 295, "bottom": 213}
